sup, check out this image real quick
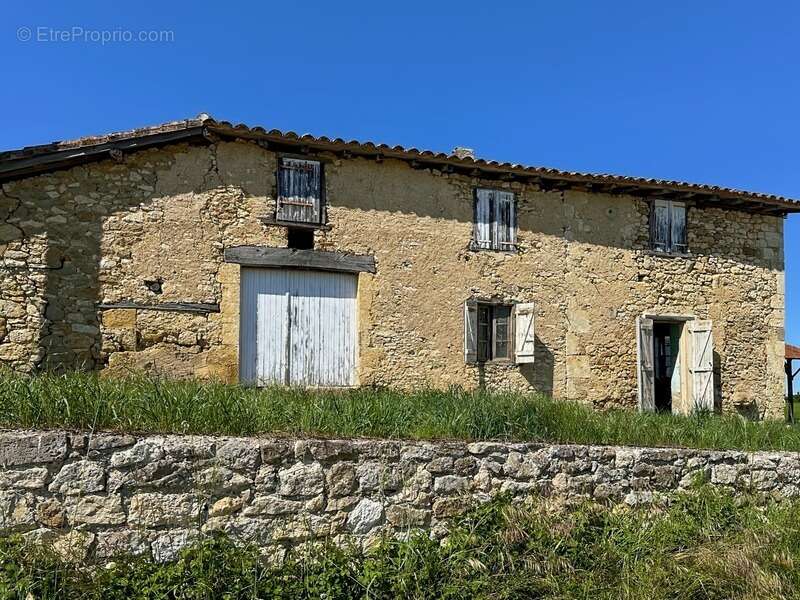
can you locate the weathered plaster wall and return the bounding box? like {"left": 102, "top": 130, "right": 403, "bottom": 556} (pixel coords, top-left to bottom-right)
{"left": 0, "top": 139, "right": 785, "bottom": 416}
{"left": 1, "top": 429, "right": 799, "bottom": 561}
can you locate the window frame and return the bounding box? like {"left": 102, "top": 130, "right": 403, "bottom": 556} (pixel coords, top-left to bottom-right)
{"left": 475, "top": 300, "right": 514, "bottom": 363}
{"left": 649, "top": 199, "right": 688, "bottom": 255}
{"left": 276, "top": 155, "right": 327, "bottom": 226}
{"left": 471, "top": 188, "right": 518, "bottom": 252}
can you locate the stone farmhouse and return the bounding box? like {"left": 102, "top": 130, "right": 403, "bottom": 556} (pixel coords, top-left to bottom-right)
{"left": 0, "top": 115, "right": 796, "bottom": 418}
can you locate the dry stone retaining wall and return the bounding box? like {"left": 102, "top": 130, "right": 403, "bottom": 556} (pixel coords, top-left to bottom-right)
{"left": 1, "top": 429, "right": 800, "bottom": 561}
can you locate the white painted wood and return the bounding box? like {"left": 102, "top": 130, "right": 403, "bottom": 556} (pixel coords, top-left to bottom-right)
{"left": 636, "top": 316, "right": 656, "bottom": 412}
{"left": 689, "top": 319, "right": 714, "bottom": 412}
{"left": 474, "top": 189, "right": 492, "bottom": 249}
{"left": 513, "top": 302, "right": 535, "bottom": 364}
{"left": 239, "top": 268, "right": 357, "bottom": 387}
{"left": 464, "top": 300, "right": 478, "bottom": 364}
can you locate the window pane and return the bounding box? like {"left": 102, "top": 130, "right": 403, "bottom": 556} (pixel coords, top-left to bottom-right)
{"left": 493, "top": 305, "right": 511, "bottom": 359}
{"left": 670, "top": 203, "right": 687, "bottom": 252}
{"left": 477, "top": 305, "right": 491, "bottom": 362}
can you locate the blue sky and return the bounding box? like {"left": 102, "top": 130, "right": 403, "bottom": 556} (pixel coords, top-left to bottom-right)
{"left": 2, "top": 1, "right": 798, "bottom": 343}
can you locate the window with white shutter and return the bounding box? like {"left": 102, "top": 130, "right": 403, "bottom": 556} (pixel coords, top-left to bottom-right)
{"left": 650, "top": 200, "right": 687, "bottom": 254}
{"left": 473, "top": 189, "right": 517, "bottom": 251}
{"left": 465, "top": 299, "right": 531, "bottom": 363}
{"left": 277, "top": 158, "right": 323, "bottom": 224}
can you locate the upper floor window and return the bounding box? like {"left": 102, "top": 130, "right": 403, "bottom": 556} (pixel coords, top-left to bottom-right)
{"left": 473, "top": 188, "right": 516, "bottom": 251}
{"left": 651, "top": 199, "right": 687, "bottom": 254}
{"left": 277, "top": 157, "right": 324, "bottom": 224}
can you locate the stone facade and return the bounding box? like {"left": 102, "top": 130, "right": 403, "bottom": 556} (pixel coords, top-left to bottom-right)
{"left": 0, "top": 138, "right": 786, "bottom": 416}
{"left": 1, "top": 429, "right": 800, "bottom": 560}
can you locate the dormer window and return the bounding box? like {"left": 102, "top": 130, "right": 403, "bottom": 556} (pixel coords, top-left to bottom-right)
{"left": 277, "top": 158, "right": 324, "bottom": 224}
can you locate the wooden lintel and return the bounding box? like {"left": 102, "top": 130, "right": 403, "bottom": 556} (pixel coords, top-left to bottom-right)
{"left": 224, "top": 246, "right": 376, "bottom": 274}
{"left": 97, "top": 301, "right": 219, "bottom": 314}
{"left": 259, "top": 216, "right": 332, "bottom": 231}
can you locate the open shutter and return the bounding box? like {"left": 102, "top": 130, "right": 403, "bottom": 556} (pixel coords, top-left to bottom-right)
{"left": 495, "top": 191, "right": 516, "bottom": 250}
{"left": 474, "top": 189, "right": 492, "bottom": 249}
{"left": 651, "top": 199, "right": 669, "bottom": 252}
{"left": 464, "top": 300, "right": 478, "bottom": 364}
{"left": 689, "top": 319, "right": 714, "bottom": 412}
{"left": 670, "top": 202, "right": 687, "bottom": 253}
{"left": 513, "top": 302, "right": 535, "bottom": 364}
{"left": 636, "top": 316, "right": 656, "bottom": 412}
{"left": 277, "top": 158, "right": 322, "bottom": 223}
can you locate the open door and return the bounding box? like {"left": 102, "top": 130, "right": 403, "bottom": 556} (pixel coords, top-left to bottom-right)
{"left": 688, "top": 319, "right": 714, "bottom": 412}
{"left": 636, "top": 316, "right": 656, "bottom": 412}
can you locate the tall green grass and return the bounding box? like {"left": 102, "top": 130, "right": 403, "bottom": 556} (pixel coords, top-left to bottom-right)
{"left": 1, "top": 370, "right": 799, "bottom": 451}
{"left": 4, "top": 487, "right": 800, "bottom": 599}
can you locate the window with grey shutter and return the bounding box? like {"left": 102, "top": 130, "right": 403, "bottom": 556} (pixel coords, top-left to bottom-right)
{"left": 650, "top": 199, "right": 687, "bottom": 254}
{"left": 277, "top": 158, "right": 323, "bottom": 224}
{"left": 473, "top": 189, "right": 516, "bottom": 251}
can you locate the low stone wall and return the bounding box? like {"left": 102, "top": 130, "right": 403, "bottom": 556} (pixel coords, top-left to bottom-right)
{"left": 1, "top": 429, "right": 798, "bottom": 561}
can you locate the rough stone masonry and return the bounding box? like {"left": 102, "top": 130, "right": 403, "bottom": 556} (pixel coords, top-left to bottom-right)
{"left": 1, "top": 429, "right": 800, "bottom": 562}
{"left": 0, "top": 122, "right": 789, "bottom": 418}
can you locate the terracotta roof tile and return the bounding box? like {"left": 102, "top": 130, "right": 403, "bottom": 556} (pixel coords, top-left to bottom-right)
{"left": 787, "top": 344, "right": 800, "bottom": 360}
{"left": 1, "top": 114, "right": 798, "bottom": 212}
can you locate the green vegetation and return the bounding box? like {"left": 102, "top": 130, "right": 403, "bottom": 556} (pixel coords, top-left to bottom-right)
{"left": 2, "top": 370, "right": 800, "bottom": 451}
{"left": 4, "top": 487, "right": 800, "bottom": 599}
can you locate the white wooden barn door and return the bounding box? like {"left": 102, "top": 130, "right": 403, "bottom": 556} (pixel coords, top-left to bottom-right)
{"left": 239, "top": 269, "right": 358, "bottom": 387}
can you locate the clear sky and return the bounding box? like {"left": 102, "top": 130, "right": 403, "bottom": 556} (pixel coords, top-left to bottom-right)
{"left": 2, "top": 1, "right": 797, "bottom": 344}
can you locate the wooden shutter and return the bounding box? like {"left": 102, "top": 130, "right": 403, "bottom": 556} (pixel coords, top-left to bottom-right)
{"left": 636, "top": 316, "right": 656, "bottom": 412}
{"left": 464, "top": 300, "right": 478, "bottom": 364}
{"left": 651, "top": 199, "right": 669, "bottom": 252}
{"left": 277, "top": 158, "right": 322, "bottom": 224}
{"left": 513, "top": 302, "right": 535, "bottom": 364}
{"left": 495, "top": 191, "right": 516, "bottom": 250}
{"left": 474, "top": 189, "right": 492, "bottom": 249}
{"left": 670, "top": 202, "right": 687, "bottom": 253}
{"left": 689, "top": 319, "right": 714, "bottom": 412}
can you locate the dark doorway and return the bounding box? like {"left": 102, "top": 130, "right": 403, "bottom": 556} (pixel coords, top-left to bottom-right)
{"left": 653, "top": 322, "right": 678, "bottom": 412}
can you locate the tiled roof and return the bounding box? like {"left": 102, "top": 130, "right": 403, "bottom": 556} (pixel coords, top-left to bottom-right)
{"left": 1, "top": 114, "right": 798, "bottom": 213}
{"left": 788, "top": 344, "right": 800, "bottom": 360}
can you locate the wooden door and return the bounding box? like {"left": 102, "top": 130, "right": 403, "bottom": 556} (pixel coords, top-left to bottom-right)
{"left": 239, "top": 268, "right": 358, "bottom": 387}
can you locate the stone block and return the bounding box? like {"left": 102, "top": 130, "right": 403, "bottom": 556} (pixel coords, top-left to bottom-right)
{"left": 0, "top": 431, "right": 67, "bottom": 467}
{"left": 48, "top": 461, "right": 105, "bottom": 495}
{"left": 128, "top": 493, "right": 203, "bottom": 527}
{"left": 277, "top": 462, "right": 324, "bottom": 497}
{"left": 66, "top": 494, "right": 126, "bottom": 526}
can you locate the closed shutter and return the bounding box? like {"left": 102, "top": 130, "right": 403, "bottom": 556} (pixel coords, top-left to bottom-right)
{"left": 636, "top": 316, "right": 656, "bottom": 412}
{"left": 474, "top": 189, "right": 492, "bottom": 249}
{"left": 688, "top": 319, "right": 714, "bottom": 412}
{"left": 464, "top": 299, "right": 478, "bottom": 364}
{"left": 651, "top": 200, "right": 669, "bottom": 252}
{"left": 670, "top": 202, "right": 687, "bottom": 253}
{"left": 513, "top": 302, "right": 535, "bottom": 364}
{"left": 277, "top": 158, "right": 322, "bottom": 223}
{"left": 495, "top": 191, "right": 516, "bottom": 250}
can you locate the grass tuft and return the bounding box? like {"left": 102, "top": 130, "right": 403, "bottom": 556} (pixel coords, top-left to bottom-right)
{"left": 5, "top": 487, "right": 800, "bottom": 599}
{"left": 1, "top": 370, "right": 800, "bottom": 451}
